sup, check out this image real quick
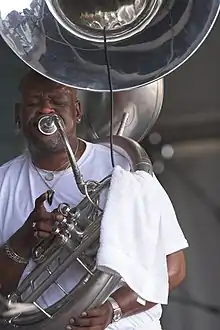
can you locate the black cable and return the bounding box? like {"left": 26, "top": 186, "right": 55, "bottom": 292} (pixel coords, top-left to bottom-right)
{"left": 103, "top": 27, "right": 115, "bottom": 168}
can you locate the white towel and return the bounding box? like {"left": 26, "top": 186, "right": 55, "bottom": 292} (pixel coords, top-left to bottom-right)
{"left": 96, "top": 165, "right": 169, "bottom": 305}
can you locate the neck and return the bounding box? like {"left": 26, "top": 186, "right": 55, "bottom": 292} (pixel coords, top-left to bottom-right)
{"left": 30, "top": 139, "right": 85, "bottom": 171}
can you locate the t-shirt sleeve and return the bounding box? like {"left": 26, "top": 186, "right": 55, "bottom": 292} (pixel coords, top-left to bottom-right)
{"left": 154, "top": 175, "right": 189, "bottom": 256}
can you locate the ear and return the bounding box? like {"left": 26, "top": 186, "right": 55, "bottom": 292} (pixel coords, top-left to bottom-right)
{"left": 75, "top": 100, "right": 82, "bottom": 122}
{"left": 15, "top": 102, "right": 21, "bottom": 128}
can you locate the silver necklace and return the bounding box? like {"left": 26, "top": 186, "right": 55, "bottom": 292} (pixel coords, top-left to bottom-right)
{"left": 45, "top": 172, "right": 55, "bottom": 182}
{"left": 32, "top": 139, "right": 80, "bottom": 204}
{"left": 43, "top": 160, "right": 69, "bottom": 182}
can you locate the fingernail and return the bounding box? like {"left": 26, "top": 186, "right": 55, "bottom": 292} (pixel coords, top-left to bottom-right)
{"left": 56, "top": 215, "right": 64, "bottom": 221}
{"left": 66, "top": 326, "right": 72, "bottom": 330}
{"left": 81, "top": 312, "right": 87, "bottom": 317}
{"left": 69, "top": 318, "right": 75, "bottom": 325}
{"left": 47, "top": 190, "right": 55, "bottom": 206}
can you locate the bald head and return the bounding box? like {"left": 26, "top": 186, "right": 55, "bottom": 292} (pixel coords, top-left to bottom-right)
{"left": 19, "top": 70, "right": 77, "bottom": 98}
{"left": 18, "top": 70, "right": 81, "bottom": 155}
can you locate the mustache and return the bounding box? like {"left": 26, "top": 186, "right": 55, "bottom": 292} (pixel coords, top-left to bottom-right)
{"left": 30, "top": 114, "right": 64, "bottom": 128}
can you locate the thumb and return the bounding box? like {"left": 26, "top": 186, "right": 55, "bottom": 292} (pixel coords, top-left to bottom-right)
{"left": 34, "top": 192, "right": 48, "bottom": 210}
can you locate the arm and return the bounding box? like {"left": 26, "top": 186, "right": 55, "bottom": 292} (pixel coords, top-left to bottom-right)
{"left": 72, "top": 250, "right": 186, "bottom": 329}
{"left": 110, "top": 250, "right": 186, "bottom": 317}
{"left": 0, "top": 225, "right": 34, "bottom": 297}
{"left": 167, "top": 250, "right": 186, "bottom": 291}
{"left": 0, "top": 193, "right": 62, "bottom": 297}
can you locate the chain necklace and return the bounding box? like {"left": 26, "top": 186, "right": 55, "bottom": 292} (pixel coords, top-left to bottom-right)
{"left": 32, "top": 139, "right": 79, "bottom": 205}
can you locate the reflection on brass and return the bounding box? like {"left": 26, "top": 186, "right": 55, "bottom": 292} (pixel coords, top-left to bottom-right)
{"left": 50, "top": 0, "right": 163, "bottom": 42}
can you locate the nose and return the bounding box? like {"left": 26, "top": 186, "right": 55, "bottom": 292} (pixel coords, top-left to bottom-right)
{"left": 39, "top": 107, "right": 55, "bottom": 115}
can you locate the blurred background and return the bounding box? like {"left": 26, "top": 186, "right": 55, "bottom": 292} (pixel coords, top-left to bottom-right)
{"left": 0, "top": 13, "right": 220, "bottom": 330}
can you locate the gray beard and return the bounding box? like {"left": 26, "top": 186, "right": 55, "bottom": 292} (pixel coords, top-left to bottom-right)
{"left": 26, "top": 134, "right": 65, "bottom": 155}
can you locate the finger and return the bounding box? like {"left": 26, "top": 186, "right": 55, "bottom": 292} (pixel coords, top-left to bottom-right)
{"left": 84, "top": 307, "right": 106, "bottom": 318}
{"left": 72, "top": 316, "right": 104, "bottom": 327}
{"left": 51, "top": 212, "right": 64, "bottom": 222}
{"left": 35, "top": 193, "right": 47, "bottom": 209}
{"left": 35, "top": 214, "right": 64, "bottom": 232}
{"left": 34, "top": 211, "right": 63, "bottom": 225}
{"left": 42, "top": 212, "right": 64, "bottom": 223}
{"left": 36, "top": 221, "right": 54, "bottom": 233}
{"left": 51, "top": 208, "right": 65, "bottom": 220}
{"left": 34, "top": 231, "right": 51, "bottom": 239}
{"left": 67, "top": 325, "right": 101, "bottom": 330}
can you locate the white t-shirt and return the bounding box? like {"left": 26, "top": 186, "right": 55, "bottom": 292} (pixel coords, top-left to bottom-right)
{"left": 0, "top": 141, "right": 188, "bottom": 329}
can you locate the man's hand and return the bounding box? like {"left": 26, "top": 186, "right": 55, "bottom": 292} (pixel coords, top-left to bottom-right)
{"left": 10, "top": 192, "right": 63, "bottom": 258}
{"left": 29, "top": 192, "right": 63, "bottom": 239}
{"left": 68, "top": 302, "right": 113, "bottom": 330}
{"left": 20, "top": 192, "right": 63, "bottom": 243}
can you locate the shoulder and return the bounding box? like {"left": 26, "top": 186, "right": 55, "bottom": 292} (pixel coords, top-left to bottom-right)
{"left": 151, "top": 174, "right": 172, "bottom": 202}
{"left": 0, "top": 153, "right": 28, "bottom": 178}
{"left": 87, "top": 141, "right": 130, "bottom": 170}
{"left": 152, "top": 175, "right": 189, "bottom": 253}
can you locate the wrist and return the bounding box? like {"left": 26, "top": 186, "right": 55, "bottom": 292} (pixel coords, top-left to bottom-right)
{"left": 110, "top": 286, "right": 157, "bottom": 318}
{"left": 3, "top": 242, "right": 29, "bottom": 265}
{"left": 9, "top": 223, "right": 36, "bottom": 259}
{"left": 107, "top": 296, "right": 123, "bottom": 323}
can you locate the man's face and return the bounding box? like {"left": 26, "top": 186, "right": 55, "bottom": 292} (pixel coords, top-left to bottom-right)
{"left": 19, "top": 77, "right": 81, "bottom": 153}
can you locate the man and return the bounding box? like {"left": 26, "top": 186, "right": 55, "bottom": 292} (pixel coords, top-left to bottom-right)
{"left": 0, "top": 70, "right": 188, "bottom": 330}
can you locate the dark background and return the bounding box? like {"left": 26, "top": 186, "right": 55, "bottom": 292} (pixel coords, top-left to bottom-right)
{"left": 0, "top": 15, "right": 220, "bottom": 330}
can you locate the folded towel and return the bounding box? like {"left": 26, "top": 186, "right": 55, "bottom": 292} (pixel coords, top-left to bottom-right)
{"left": 96, "top": 165, "right": 169, "bottom": 305}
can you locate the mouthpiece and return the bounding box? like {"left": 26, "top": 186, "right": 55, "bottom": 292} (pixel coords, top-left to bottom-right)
{"left": 37, "top": 115, "right": 58, "bottom": 135}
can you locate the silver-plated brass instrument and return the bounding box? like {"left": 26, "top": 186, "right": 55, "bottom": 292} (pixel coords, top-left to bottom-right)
{"left": 0, "top": 0, "right": 219, "bottom": 329}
